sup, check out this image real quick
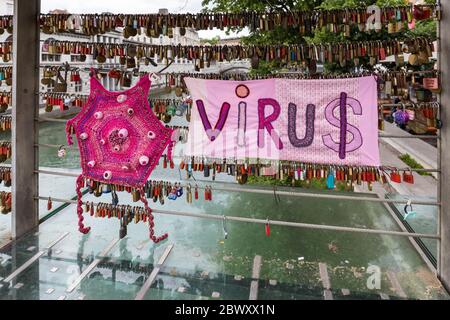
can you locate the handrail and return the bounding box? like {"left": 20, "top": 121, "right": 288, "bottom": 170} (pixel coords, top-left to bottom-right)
{"left": 36, "top": 196, "right": 440, "bottom": 240}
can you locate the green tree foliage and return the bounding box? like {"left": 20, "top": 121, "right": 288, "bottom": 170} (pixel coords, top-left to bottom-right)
{"left": 200, "top": 35, "right": 221, "bottom": 45}
{"left": 201, "top": 0, "right": 437, "bottom": 74}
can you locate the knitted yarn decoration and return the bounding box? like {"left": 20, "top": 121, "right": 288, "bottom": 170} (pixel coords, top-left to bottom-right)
{"left": 66, "top": 71, "right": 175, "bottom": 242}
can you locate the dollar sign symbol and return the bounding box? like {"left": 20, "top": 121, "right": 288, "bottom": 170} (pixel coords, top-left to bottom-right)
{"left": 322, "top": 92, "right": 363, "bottom": 159}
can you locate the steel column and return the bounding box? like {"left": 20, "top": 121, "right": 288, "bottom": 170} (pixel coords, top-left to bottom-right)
{"left": 11, "top": 0, "right": 41, "bottom": 238}
{"left": 438, "top": 0, "right": 450, "bottom": 292}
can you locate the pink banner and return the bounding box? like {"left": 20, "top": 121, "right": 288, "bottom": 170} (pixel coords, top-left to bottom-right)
{"left": 184, "top": 76, "right": 380, "bottom": 166}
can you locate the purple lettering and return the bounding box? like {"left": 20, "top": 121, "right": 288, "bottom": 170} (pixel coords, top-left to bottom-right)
{"left": 288, "top": 103, "right": 315, "bottom": 148}
{"left": 322, "top": 93, "right": 363, "bottom": 159}
{"left": 196, "top": 99, "right": 230, "bottom": 141}
{"left": 257, "top": 98, "right": 283, "bottom": 150}
{"left": 339, "top": 92, "right": 348, "bottom": 159}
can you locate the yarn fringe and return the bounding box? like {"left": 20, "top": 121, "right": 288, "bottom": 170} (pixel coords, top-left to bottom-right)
{"left": 76, "top": 174, "right": 90, "bottom": 234}
{"left": 140, "top": 187, "right": 168, "bottom": 243}
{"left": 65, "top": 120, "right": 74, "bottom": 146}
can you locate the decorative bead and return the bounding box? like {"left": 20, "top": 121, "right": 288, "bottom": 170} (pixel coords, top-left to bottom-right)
{"left": 79, "top": 132, "right": 88, "bottom": 140}
{"left": 113, "top": 145, "right": 121, "bottom": 152}
{"left": 87, "top": 160, "right": 96, "bottom": 168}
{"left": 117, "top": 94, "right": 127, "bottom": 103}
{"left": 100, "top": 139, "right": 106, "bottom": 145}
{"left": 147, "top": 130, "right": 156, "bottom": 139}
{"left": 103, "top": 171, "right": 112, "bottom": 180}
{"left": 118, "top": 128, "right": 128, "bottom": 138}
{"left": 127, "top": 108, "right": 134, "bottom": 116}
{"left": 94, "top": 111, "right": 103, "bottom": 119}
{"left": 139, "top": 156, "right": 149, "bottom": 166}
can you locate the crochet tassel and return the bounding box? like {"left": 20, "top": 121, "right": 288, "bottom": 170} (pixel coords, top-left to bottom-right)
{"left": 65, "top": 120, "right": 75, "bottom": 146}
{"left": 167, "top": 140, "right": 176, "bottom": 163}
{"left": 76, "top": 174, "right": 91, "bottom": 234}
{"left": 140, "top": 187, "right": 168, "bottom": 243}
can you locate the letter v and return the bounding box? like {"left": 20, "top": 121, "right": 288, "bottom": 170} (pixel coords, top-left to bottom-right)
{"left": 196, "top": 99, "right": 231, "bottom": 141}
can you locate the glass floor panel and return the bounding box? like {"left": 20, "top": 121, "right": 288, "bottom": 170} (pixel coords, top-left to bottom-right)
{"left": 386, "top": 193, "right": 438, "bottom": 263}
{"left": 1, "top": 187, "right": 449, "bottom": 300}
{"left": 0, "top": 230, "right": 67, "bottom": 280}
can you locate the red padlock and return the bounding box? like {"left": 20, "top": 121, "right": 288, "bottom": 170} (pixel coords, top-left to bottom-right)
{"left": 403, "top": 170, "right": 415, "bottom": 184}
{"left": 59, "top": 99, "right": 65, "bottom": 111}
{"left": 316, "top": 169, "right": 321, "bottom": 179}
{"left": 390, "top": 170, "right": 402, "bottom": 183}
{"left": 265, "top": 220, "right": 271, "bottom": 237}
{"left": 163, "top": 155, "right": 167, "bottom": 169}
{"left": 47, "top": 197, "right": 52, "bottom": 211}
{"left": 74, "top": 72, "right": 81, "bottom": 82}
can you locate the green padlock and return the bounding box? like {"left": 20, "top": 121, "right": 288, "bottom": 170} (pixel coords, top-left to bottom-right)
{"left": 167, "top": 102, "right": 177, "bottom": 116}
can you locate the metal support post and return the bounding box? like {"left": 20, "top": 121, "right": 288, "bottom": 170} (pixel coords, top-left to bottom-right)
{"left": 12, "top": 0, "right": 41, "bottom": 238}
{"left": 438, "top": 0, "right": 450, "bottom": 292}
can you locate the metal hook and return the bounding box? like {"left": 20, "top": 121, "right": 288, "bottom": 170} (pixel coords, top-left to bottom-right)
{"left": 273, "top": 185, "right": 281, "bottom": 204}
{"left": 222, "top": 215, "right": 228, "bottom": 240}
{"left": 404, "top": 199, "right": 417, "bottom": 220}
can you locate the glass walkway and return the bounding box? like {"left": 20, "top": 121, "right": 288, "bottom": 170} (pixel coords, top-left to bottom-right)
{"left": 0, "top": 183, "right": 448, "bottom": 300}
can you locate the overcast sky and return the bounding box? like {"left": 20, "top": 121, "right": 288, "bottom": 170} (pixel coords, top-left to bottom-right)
{"left": 41, "top": 0, "right": 248, "bottom": 39}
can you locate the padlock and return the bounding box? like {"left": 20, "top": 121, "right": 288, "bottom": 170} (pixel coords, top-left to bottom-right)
{"left": 390, "top": 170, "right": 402, "bottom": 183}
{"left": 403, "top": 170, "right": 414, "bottom": 184}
